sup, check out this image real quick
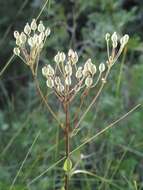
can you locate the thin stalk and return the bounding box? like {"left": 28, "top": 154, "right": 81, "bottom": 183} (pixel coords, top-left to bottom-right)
{"left": 64, "top": 99, "right": 70, "bottom": 190}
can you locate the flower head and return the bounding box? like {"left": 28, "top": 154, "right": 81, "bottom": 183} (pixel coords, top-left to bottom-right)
{"left": 13, "top": 19, "right": 51, "bottom": 75}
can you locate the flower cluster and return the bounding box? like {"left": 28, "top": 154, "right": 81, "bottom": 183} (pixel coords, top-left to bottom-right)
{"left": 41, "top": 32, "right": 129, "bottom": 102}
{"left": 105, "top": 32, "right": 129, "bottom": 66}
{"left": 42, "top": 49, "right": 106, "bottom": 101}
{"left": 13, "top": 19, "right": 51, "bottom": 74}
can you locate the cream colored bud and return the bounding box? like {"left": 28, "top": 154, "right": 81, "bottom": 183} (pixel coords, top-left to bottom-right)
{"left": 65, "top": 63, "right": 72, "bottom": 76}
{"left": 31, "top": 19, "right": 37, "bottom": 30}
{"left": 54, "top": 52, "right": 61, "bottom": 64}
{"left": 38, "top": 32, "right": 45, "bottom": 44}
{"left": 55, "top": 77, "right": 61, "bottom": 85}
{"left": 120, "top": 34, "right": 129, "bottom": 47}
{"left": 46, "top": 78, "right": 54, "bottom": 88}
{"left": 99, "top": 63, "right": 105, "bottom": 72}
{"left": 14, "top": 31, "right": 19, "bottom": 39}
{"left": 76, "top": 67, "right": 83, "bottom": 79}
{"left": 105, "top": 33, "right": 110, "bottom": 41}
{"left": 84, "top": 59, "right": 96, "bottom": 75}
{"left": 28, "top": 37, "right": 34, "bottom": 47}
{"left": 20, "top": 32, "right": 27, "bottom": 44}
{"left": 13, "top": 47, "right": 20, "bottom": 56}
{"left": 33, "top": 34, "right": 38, "bottom": 45}
{"left": 60, "top": 52, "right": 66, "bottom": 62}
{"left": 16, "top": 37, "right": 22, "bottom": 46}
{"left": 82, "top": 68, "right": 88, "bottom": 77}
{"left": 45, "top": 27, "right": 51, "bottom": 36}
{"left": 38, "top": 21, "right": 45, "bottom": 32}
{"left": 68, "top": 49, "right": 78, "bottom": 64}
{"left": 90, "top": 64, "right": 97, "bottom": 75}
{"left": 57, "top": 83, "right": 64, "bottom": 92}
{"left": 42, "top": 66, "right": 48, "bottom": 76}
{"left": 65, "top": 76, "right": 71, "bottom": 86}
{"left": 84, "top": 59, "right": 92, "bottom": 70}
{"left": 47, "top": 65, "right": 55, "bottom": 76}
{"left": 123, "top": 34, "right": 129, "bottom": 44}
{"left": 111, "top": 32, "right": 118, "bottom": 48}
{"left": 85, "top": 77, "right": 93, "bottom": 87}
{"left": 24, "top": 23, "right": 31, "bottom": 35}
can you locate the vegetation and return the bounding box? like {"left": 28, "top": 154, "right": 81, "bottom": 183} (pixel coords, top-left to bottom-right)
{"left": 0, "top": 0, "right": 143, "bottom": 189}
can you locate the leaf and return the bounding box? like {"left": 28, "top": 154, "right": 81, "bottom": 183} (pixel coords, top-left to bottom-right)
{"left": 63, "top": 158, "right": 72, "bottom": 172}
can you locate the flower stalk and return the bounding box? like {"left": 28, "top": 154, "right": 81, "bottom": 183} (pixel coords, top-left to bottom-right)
{"left": 13, "top": 19, "right": 130, "bottom": 190}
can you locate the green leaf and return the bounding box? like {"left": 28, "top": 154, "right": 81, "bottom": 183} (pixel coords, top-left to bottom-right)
{"left": 63, "top": 158, "right": 72, "bottom": 172}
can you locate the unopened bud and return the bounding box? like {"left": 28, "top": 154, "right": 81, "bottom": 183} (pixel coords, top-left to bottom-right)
{"left": 20, "top": 32, "right": 27, "bottom": 44}
{"left": 76, "top": 67, "right": 83, "bottom": 79}
{"left": 14, "top": 31, "right": 19, "bottom": 39}
{"left": 65, "top": 63, "right": 72, "bottom": 76}
{"left": 45, "top": 27, "right": 51, "bottom": 37}
{"left": 111, "top": 32, "right": 118, "bottom": 48}
{"left": 46, "top": 78, "right": 54, "bottom": 88}
{"left": 99, "top": 63, "right": 105, "bottom": 72}
{"left": 105, "top": 33, "right": 110, "bottom": 41}
{"left": 68, "top": 49, "right": 78, "bottom": 64}
{"left": 38, "top": 21, "right": 45, "bottom": 32}
{"left": 65, "top": 76, "right": 71, "bottom": 86}
{"left": 13, "top": 47, "right": 20, "bottom": 56}
{"left": 31, "top": 19, "right": 37, "bottom": 31}
{"left": 57, "top": 83, "right": 64, "bottom": 92}
{"left": 120, "top": 34, "right": 129, "bottom": 47}
{"left": 60, "top": 52, "right": 66, "bottom": 62}
{"left": 24, "top": 23, "right": 31, "bottom": 35}
{"left": 85, "top": 77, "right": 93, "bottom": 87}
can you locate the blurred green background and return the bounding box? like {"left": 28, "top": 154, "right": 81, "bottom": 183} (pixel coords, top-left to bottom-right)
{"left": 0, "top": 0, "right": 143, "bottom": 189}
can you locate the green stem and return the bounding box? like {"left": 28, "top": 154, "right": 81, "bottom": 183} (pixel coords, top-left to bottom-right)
{"left": 64, "top": 99, "right": 70, "bottom": 190}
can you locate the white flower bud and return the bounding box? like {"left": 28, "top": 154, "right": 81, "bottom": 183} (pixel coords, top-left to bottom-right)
{"left": 13, "top": 47, "right": 20, "bottom": 56}
{"left": 65, "top": 63, "right": 72, "bottom": 76}
{"left": 105, "top": 33, "right": 110, "bottom": 41}
{"left": 46, "top": 78, "right": 54, "bottom": 88}
{"left": 99, "top": 63, "right": 105, "bottom": 72}
{"left": 65, "top": 76, "right": 71, "bottom": 86}
{"left": 38, "top": 32, "right": 45, "bottom": 44}
{"left": 28, "top": 37, "right": 34, "bottom": 47}
{"left": 85, "top": 77, "right": 93, "bottom": 87}
{"left": 54, "top": 52, "right": 66, "bottom": 63}
{"left": 76, "top": 66, "right": 83, "bottom": 79}
{"left": 54, "top": 52, "right": 61, "bottom": 64}
{"left": 16, "top": 37, "right": 22, "bottom": 46}
{"left": 55, "top": 77, "right": 61, "bottom": 85}
{"left": 120, "top": 34, "right": 129, "bottom": 47}
{"left": 31, "top": 19, "right": 37, "bottom": 30}
{"left": 68, "top": 49, "right": 78, "bottom": 64}
{"left": 82, "top": 68, "right": 88, "bottom": 77}
{"left": 47, "top": 65, "right": 55, "bottom": 76}
{"left": 57, "top": 83, "right": 64, "bottom": 92}
{"left": 84, "top": 59, "right": 96, "bottom": 75}
{"left": 33, "top": 34, "right": 38, "bottom": 45}
{"left": 42, "top": 66, "right": 48, "bottom": 76}
{"left": 60, "top": 52, "right": 66, "bottom": 62}
{"left": 24, "top": 23, "right": 31, "bottom": 35}
{"left": 45, "top": 27, "right": 51, "bottom": 37}
{"left": 84, "top": 59, "right": 92, "bottom": 70}
{"left": 14, "top": 31, "right": 19, "bottom": 39}
{"left": 111, "top": 32, "right": 118, "bottom": 48}
{"left": 90, "top": 64, "right": 97, "bottom": 75}
{"left": 20, "top": 32, "right": 27, "bottom": 44}
{"left": 123, "top": 34, "right": 129, "bottom": 44}
{"left": 38, "top": 21, "right": 45, "bottom": 32}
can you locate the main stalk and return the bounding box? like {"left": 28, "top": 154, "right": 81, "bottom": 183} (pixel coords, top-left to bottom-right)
{"left": 64, "top": 99, "right": 70, "bottom": 190}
